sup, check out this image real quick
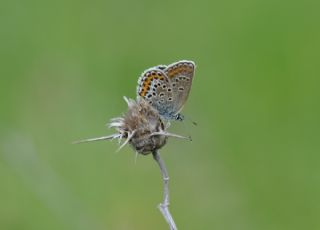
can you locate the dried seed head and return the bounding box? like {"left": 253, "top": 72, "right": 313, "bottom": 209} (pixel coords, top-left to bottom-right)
{"left": 74, "top": 97, "right": 191, "bottom": 155}
{"left": 110, "top": 97, "right": 167, "bottom": 155}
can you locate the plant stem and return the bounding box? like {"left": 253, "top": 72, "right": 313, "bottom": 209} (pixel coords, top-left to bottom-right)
{"left": 152, "top": 150, "right": 177, "bottom": 230}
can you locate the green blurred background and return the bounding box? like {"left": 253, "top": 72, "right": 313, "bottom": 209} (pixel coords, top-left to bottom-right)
{"left": 1, "top": 0, "right": 319, "bottom": 229}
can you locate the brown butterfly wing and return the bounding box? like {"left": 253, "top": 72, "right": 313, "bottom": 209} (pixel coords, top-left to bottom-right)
{"left": 137, "top": 68, "right": 175, "bottom": 118}
{"left": 164, "top": 60, "right": 195, "bottom": 114}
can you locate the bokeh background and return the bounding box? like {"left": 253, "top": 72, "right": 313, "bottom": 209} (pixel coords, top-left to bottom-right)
{"left": 1, "top": 0, "right": 319, "bottom": 229}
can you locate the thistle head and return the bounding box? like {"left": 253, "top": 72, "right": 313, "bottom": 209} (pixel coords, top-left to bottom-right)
{"left": 110, "top": 97, "right": 167, "bottom": 155}
{"left": 74, "top": 97, "right": 190, "bottom": 155}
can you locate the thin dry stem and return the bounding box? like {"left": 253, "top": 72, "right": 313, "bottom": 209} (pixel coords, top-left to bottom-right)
{"left": 152, "top": 150, "right": 177, "bottom": 230}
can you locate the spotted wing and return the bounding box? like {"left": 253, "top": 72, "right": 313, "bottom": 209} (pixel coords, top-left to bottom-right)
{"left": 137, "top": 68, "right": 175, "bottom": 118}
{"left": 164, "top": 60, "right": 195, "bottom": 114}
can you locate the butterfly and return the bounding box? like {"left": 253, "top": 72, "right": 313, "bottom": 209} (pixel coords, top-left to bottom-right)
{"left": 137, "top": 60, "right": 195, "bottom": 121}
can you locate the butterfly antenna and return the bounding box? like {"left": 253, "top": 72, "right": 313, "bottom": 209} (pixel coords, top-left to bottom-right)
{"left": 191, "top": 120, "right": 197, "bottom": 126}
{"left": 185, "top": 115, "right": 197, "bottom": 126}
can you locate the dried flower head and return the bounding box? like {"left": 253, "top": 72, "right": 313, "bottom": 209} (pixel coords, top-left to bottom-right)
{"left": 110, "top": 97, "right": 167, "bottom": 155}
{"left": 74, "top": 97, "right": 190, "bottom": 155}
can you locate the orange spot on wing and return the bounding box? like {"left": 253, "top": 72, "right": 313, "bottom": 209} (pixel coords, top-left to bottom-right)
{"left": 167, "top": 65, "right": 193, "bottom": 78}
{"left": 140, "top": 77, "right": 154, "bottom": 97}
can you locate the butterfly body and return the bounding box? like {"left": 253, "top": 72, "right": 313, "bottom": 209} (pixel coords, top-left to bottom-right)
{"left": 137, "top": 60, "right": 195, "bottom": 121}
